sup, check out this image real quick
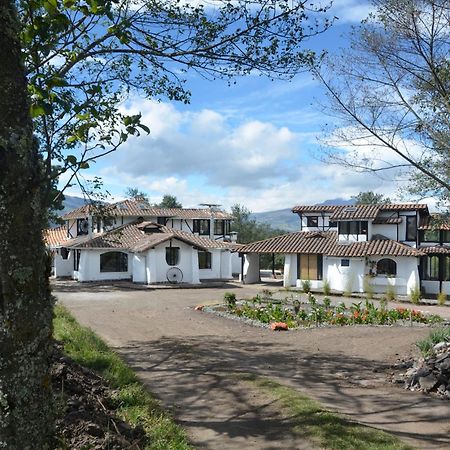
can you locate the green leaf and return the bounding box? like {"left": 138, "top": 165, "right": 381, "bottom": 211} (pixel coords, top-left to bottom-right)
{"left": 66, "top": 155, "right": 77, "bottom": 165}
{"left": 30, "top": 104, "right": 46, "bottom": 118}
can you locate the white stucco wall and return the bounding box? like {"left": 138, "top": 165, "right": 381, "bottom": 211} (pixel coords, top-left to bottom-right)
{"left": 422, "top": 281, "right": 450, "bottom": 295}
{"left": 53, "top": 250, "right": 73, "bottom": 277}
{"left": 324, "top": 257, "right": 365, "bottom": 293}
{"left": 231, "top": 252, "right": 241, "bottom": 275}
{"left": 283, "top": 253, "right": 297, "bottom": 287}
{"left": 75, "top": 250, "right": 133, "bottom": 281}
{"left": 243, "top": 253, "right": 260, "bottom": 283}
{"left": 132, "top": 253, "right": 147, "bottom": 283}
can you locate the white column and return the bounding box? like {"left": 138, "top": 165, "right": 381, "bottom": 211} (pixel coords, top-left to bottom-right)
{"left": 244, "top": 253, "right": 260, "bottom": 283}
{"left": 191, "top": 249, "right": 200, "bottom": 284}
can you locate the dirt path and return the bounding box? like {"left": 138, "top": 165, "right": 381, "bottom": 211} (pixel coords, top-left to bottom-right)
{"left": 55, "top": 283, "right": 450, "bottom": 449}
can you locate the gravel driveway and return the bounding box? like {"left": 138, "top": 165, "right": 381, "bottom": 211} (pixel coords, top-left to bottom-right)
{"left": 55, "top": 282, "right": 450, "bottom": 449}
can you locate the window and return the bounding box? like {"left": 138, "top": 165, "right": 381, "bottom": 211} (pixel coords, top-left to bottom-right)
{"left": 100, "top": 251, "right": 128, "bottom": 272}
{"left": 157, "top": 217, "right": 167, "bottom": 225}
{"left": 338, "top": 221, "right": 368, "bottom": 235}
{"left": 376, "top": 258, "right": 397, "bottom": 276}
{"left": 422, "top": 255, "right": 450, "bottom": 281}
{"left": 443, "top": 230, "right": 450, "bottom": 243}
{"left": 165, "top": 247, "right": 180, "bottom": 266}
{"left": 61, "top": 247, "right": 69, "bottom": 260}
{"left": 306, "top": 216, "right": 318, "bottom": 227}
{"left": 214, "top": 220, "right": 224, "bottom": 235}
{"left": 297, "top": 254, "right": 323, "bottom": 280}
{"left": 406, "top": 216, "right": 417, "bottom": 241}
{"left": 73, "top": 249, "right": 81, "bottom": 271}
{"left": 77, "top": 218, "right": 89, "bottom": 236}
{"left": 421, "top": 229, "right": 440, "bottom": 242}
{"left": 340, "top": 259, "right": 350, "bottom": 267}
{"left": 198, "top": 251, "right": 212, "bottom": 269}
{"left": 329, "top": 221, "right": 338, "bottom": 228}
{"left": 193, "top": 219, "right": 210, "bottom": 235}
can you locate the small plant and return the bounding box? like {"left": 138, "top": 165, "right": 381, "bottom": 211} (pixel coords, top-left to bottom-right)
{"left": 363, "top": 275, "right": 374, "bottom": 300}
{"left": 301, "top": 279, "right": 311, "bottom": 293}
{"left": 437, "top": 291, "right": 447, "bottom": 306}
{"left": 261, "top": 289, "right": 273, "bottom": 299}
{"left": 322, "top": 279, "right": 331, "bottom": 296}
{"left": 307, "top": 292, "right": 316, "bottom": 306}
{"left": 343, "top": 274, "right": 354, "bottom": 297}
{"left": 416, "top": 327, "right": 450, "bottom": 356}
{"left": 292, "top": 299, "right": 301, "bottom": 314}
{"left": 323, "top": 297, "right": 331, "bottom": 309}
{"left": 224, "top": 292, "right": 236, "bottom": 310}
{"left": 409, "top": 285, "right": 421, "bottom": 305}
{"left": 379, "top": 296, "right": 388, "bottom": 310}
{"left": 385, "top": 284, "right": 396, "bottom": 301}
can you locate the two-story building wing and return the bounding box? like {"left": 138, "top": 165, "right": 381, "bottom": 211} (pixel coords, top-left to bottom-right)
{"left": 238, "top": 203, "right": 449, "bottom": 296}
{"left": 45, "top": 199, "right": 240, "bottom": 284}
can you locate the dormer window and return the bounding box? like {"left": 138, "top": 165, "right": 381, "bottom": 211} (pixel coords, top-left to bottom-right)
{"left": 306, "top": 216, "right": 318, "bottom": 227}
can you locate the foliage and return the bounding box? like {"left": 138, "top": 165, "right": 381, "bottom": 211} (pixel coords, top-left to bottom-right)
{"left": 223, "top": 296, "right": 442, "bottom": 328}
{"left": 322, "top": 279, "right": 331, "bottom": 296}
{"left": 301, "top": 279, "right": 312, "bottom": 293}
{"left": 125, "top": 187, "right": 149, "bottom": 202}
{"left": 353, "top": 191, "right": 391, "bottom": 205}
{"left": 416, "top": 327, "right": 450, "bottom": 356}
{"left": 385, "top": 284, "right": 396, "bottom": 301}
{"left": 54, "top": 304, "right": 193, "bottom": 449}
{"left": 410, "top": 285, "right": 421, "bottom": 305}
{"left": 224, "top": 292, "right": 237, "bottom": 310}
{"left": 437, "top": 292, "right": 447, "bottom": 306}
{"left": 363, "top": 275, "right": 374, "bottom": 300}
{"left": 315, "top": 0, "right": 450, "bottom": 209}
{"left": 230, "top": 204, "right": 286, "bottom": 269}
{"left": 19, "top": 0, "right": 333, "bottom": 207}
{"left": 158, "top": 195, "right": 182, "bottom": 209}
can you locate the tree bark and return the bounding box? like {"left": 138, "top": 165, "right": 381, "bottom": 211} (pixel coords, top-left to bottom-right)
{"left": 0, "top": 1, "right": 54, "bottom": 448}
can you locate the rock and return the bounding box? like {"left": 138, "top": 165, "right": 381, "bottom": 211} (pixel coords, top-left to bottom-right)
{"left": 435, "top": 352, "right": 450, "bottom": 363}
{"left": 433, "top": 342, "right": 448, "bottom": 353}
{"left": 437, "top": 358, "right": 450, "bottom": 372}
{"left": 419, "top": 374, "right": 438, "bottom": 392}
{"left": 194, "top": 304, "right": 204, "bottom": 311}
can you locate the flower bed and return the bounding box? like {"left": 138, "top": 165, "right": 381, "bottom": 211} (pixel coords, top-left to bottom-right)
{"left": 215, "top": 292, "right": 443, "bottom": 329}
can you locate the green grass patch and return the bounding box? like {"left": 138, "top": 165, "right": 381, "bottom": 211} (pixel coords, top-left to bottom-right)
{"left": 53, "top": 304, "right": 193, "bottom": 450}
{"left": 416, "top": 326, "right": 450, "bottom": 356}
{"left": 238, "top": 374, "right": 414, "bottom": 450}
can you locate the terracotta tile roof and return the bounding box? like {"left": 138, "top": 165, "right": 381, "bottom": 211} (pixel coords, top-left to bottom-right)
{"left": 292, "top": 203, "right": 428, "bottom": 220}
{"left": 62, "top": 199, "right": 233, "bottom": 220}
{"left": 237, "top": 231, "right": 424, "bottom": 257}
{"left": 419, "top": 245, "right": 450, "bottom": 254}
{"left": 44, "top": 226, "right": 69, "bottom": 247}
{"left": 65, "top": 221, "right": 235, "bottom": 252}
{"left": 418, "top": 215, "right": 450, "bottom": 230}
{"left": 372, "top": 217, "right": 403, "bottom": 225}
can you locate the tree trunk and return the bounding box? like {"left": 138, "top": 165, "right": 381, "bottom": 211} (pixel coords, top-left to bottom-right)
{"left": 0, "top": 1, "right": 54, "bottom": 448}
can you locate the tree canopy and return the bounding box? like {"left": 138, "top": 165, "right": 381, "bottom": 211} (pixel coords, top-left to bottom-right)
{"left": 158, "top": 194, "right": 182, "bottom": 208}
{"left": 19, "top": 0, "right": 333, "bottom": 206}
{"left": 352, "top": 191, "right": 391, "bottom": 205}
{"left": 315, "top": 0, "right": 449, "bottom": 209}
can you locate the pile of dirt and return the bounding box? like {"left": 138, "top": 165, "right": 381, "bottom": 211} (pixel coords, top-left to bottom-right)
{"left": 390, "top": 341, "right": 450, "bottom": 399}
{"left": 51, "top": 343, "right": 146, "bottom": 449}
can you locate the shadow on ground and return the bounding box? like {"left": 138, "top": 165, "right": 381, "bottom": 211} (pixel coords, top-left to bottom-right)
{"left": 116, "top": 336, "right": 450, "bottom": 449}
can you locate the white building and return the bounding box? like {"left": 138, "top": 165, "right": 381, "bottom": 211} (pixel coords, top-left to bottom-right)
{"left": 238, "top": 203, "right": 450, "bottom": 296}
{"left": 45, "top": 199, "right": 241, "bottom": 284}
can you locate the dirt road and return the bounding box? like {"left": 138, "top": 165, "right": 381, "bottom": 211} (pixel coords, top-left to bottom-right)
{"left": 55, "top": 282, "right": 450, "bottom": 449}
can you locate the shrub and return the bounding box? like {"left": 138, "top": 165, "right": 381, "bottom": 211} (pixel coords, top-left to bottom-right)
{"left": 307, "top": 292, "right": 316, "bottom": 306}
{"left": 301, "top": 279, "right": 311, "bottom": 293}
{"left": 379, "top": 296, "right": 388, "bottom": 310}
{"left": 261, "top": 289, "right": 273, "bottom": 299}
{"left": 409, "top": 285, "right": 421, "bottom": 305}
{"left": 323, "top": 297, "right": 331, "bottom": 309}
{"left": 224, "top": 292, "right": 236, "bottom": 310}
{"left": 437, "top": 291, "right": 447, "bottom": 306}
{"left": 322, "top": 279, "right": 331, "bottom": 296}
{"left": 363, "top": 276, "right": 374, "bottom": 300}
{"left": 385, "top": 284, "right": 396, "bottom": 301}
{"left": 417, "top": 327, "right": 450, "bottom": 356}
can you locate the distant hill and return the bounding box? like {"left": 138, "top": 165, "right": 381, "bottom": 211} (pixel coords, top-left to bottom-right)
{"left": 251, "top": 198, "right": 352, "bottom": 231}
{"left": 60, "top": 195, "right": 87, "bottom": 215}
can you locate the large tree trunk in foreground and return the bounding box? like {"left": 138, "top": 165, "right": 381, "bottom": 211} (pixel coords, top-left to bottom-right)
{"left": 0, "top": 1, "right": 54, "bottom": 448}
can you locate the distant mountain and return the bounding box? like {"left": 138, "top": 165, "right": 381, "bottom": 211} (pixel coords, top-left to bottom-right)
{"left": 60, "top": 195, "right": 87, "bottom": 215}
{"left": 251, "top": 198, "right": 352, "bottom": 231}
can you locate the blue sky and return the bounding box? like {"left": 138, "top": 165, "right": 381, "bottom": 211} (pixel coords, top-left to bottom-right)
{"left": 63, "top": 0, "right": 421, "bottom": 212}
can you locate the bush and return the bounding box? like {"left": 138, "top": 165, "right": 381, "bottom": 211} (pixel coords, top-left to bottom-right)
{"left": 323, "top": 297, "right": 331, "bottom": 309}
{"left": 385, "top": 284, "right": 396, "bottom": 301}
{"left": 322, "top": 279, "right": 331, "bottom": 296}
{"left": 224, "top": 292, "right": 236, "bottom": 310}
{"left": 417, "top": 327, "right": 450, "bottom": 356}
{"left": 301, "top": 279, "right": 311, "bottom": 293}
{"left": 410, "top": 285, "right": 421, "bottom": 305}
{"left": 363, "top": 276, "right": 374, "bottom": 300}
{"left": 437, "top": 291, "right": 447, "bottom": 306}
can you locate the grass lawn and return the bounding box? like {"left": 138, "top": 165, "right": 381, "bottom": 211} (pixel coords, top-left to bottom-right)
{"left": 53, "top": 304, "right": 193, "bottom": 450}
{"left": 238, "top": 374, "right": 414, "bottom": 450}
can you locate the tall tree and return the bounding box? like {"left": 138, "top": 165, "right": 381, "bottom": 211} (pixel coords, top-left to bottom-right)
{"left": 352, "top": 191, "right": 391, "bottom": 205}
{"left": 125, "top": 186, "right": 149, "bottom": 202}
{"left": 158, "top": 195, "right": 182, "bottom": 208}
{"left": 0, "top": 1, "right": 53, "bottom": 447}
{"left": 315, "top": 0, "right": 449, "bottom": 208}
